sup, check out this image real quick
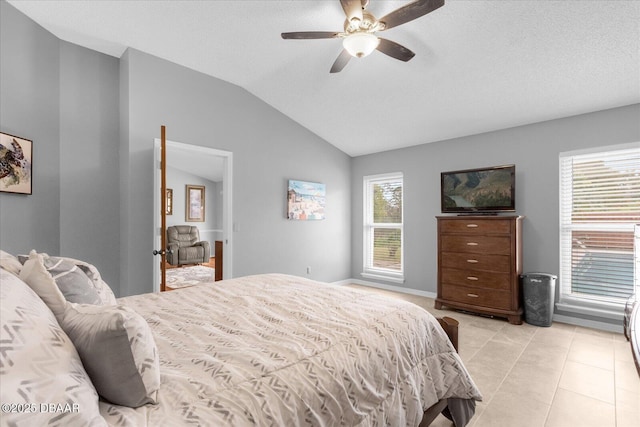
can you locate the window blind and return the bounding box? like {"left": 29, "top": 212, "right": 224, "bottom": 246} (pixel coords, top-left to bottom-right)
{"left": 364, "top": 174, "right": 403, "bottom": 275}
{"left": 560, "top": 145, "right": 640, "bottom": 304}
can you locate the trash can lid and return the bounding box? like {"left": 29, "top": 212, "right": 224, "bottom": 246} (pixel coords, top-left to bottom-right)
{"left": 521, "top": 272, "right": 558, "bottom": 279}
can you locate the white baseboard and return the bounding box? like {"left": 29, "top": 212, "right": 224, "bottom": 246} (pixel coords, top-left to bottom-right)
{"left": 552, "top": 314, "right": 623, "bottom": 334}
{"left": 332, "top": 278, "right": 437, "bottom": 299}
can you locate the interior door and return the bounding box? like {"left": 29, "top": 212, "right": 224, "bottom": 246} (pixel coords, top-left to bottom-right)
{"left": 152, "top": 137, "right": 233, "bottom": 289}
{"left": 152, "top": 125, "right": 168, "bottom": 292}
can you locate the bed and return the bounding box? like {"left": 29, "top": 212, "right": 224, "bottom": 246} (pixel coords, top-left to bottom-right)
{"left": 1, "top": 250, "right": 482, "bottom": 426}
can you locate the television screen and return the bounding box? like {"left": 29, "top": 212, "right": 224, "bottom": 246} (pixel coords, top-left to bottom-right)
{"left": 441, "top": 165, "right": 515, "bottom": 213}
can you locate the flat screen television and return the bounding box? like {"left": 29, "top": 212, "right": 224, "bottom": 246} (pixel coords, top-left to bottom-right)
{"left": 441, "top": 164, "right": 515, "bottom": 213}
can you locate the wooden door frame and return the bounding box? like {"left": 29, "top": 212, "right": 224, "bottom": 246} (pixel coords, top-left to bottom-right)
{"left": 160, "top": 126, "right": 167, "bottom": 292}
{"left": 153, "top": 138, "right": 233, "bottom": 293}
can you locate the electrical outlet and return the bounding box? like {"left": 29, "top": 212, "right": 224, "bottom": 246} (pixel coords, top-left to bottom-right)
{"left": 306, "top": 266, "right": 311, "bottom": 275}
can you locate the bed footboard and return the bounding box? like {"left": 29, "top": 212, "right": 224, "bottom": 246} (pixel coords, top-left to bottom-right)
{"left": 419, "top": 398, "right": 449, "bottom": 427}
{"left": 437, "top": 316, "right": 459, "bottom": 352}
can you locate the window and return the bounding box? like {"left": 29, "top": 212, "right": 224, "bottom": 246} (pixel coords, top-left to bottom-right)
{"left": 362, "top": 173, "right": 403, "bottom": 282}
{"left": 559, "top": 143, "right": 640, "bottom": 315}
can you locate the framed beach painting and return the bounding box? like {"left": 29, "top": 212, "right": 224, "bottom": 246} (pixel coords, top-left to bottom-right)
{"left": 186, "top": 185, "right": 205, "bottom": 222}
{"left": 287, "top": 179, "right": 326, "bottom": 220}
{"left": 0, "top": 132, "right": 32, "bottom": 195}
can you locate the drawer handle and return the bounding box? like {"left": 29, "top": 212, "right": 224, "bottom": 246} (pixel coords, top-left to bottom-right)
{"left": 467, "top": 293, "right": 479, "bottom": 298}
{"left": 466, "top": 224, "right": 478, "bottom": 228}
{"left": 466, "top": 242, "right": 479, "bottom": 246}
{"left": 467, "top": 276, "right": 479, "bottom": 281}
{"left": 467, "top": 259, "right": 479, "bottom": 263}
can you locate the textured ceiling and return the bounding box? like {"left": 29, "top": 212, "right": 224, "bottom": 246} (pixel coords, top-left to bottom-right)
{"left": 8, "top": 0, "right": 640, "bottom": 156}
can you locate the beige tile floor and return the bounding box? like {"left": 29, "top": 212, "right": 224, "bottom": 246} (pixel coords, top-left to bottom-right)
{"left": 347, "top": 284, "right": 640, "bottom": 427}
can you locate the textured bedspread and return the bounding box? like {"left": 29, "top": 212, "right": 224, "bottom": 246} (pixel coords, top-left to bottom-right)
{"left": 101, "top": 274, "right": 481, "bottom": 426}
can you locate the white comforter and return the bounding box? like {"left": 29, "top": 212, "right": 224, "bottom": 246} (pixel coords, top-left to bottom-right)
{"left": 100, "top": 274, "right": 481, "bottom": 426}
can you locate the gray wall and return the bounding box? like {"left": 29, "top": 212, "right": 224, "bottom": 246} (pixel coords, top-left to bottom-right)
{"left": 0, "top": 1, "right": 120, "bottom": 290}
{"left": 0, "top": 1, "right": 61, "bottom": 257}
{"left": 59, "top": 42, "right": 120, "bottom": 288}
{"left": 351, "top": 104, "right": 640, "bottom": 327}
{"left": 119, "top": 48, "right": 352, "bottom": 296}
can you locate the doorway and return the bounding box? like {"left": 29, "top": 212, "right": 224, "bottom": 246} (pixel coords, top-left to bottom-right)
{"left": 153, "top": 139, "right": 233, "bottom": 292}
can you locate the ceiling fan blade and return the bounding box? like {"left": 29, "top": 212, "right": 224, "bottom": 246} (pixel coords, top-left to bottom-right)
{"left": 340, "top": 0, "right": 363, "bottom": 22}
{"left": 378, "top": 0, "right": 445, "bottom": 30}
{"left": 281, "top": 31, "right": 340, "bottom": 40}
{"left": 376, "top": 38, "right": 415, "bottom": 62}
{"left": 330, "top": 49, "right": 352, "bottom": 73}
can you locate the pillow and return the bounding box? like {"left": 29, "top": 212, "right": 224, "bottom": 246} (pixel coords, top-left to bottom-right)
{"left": 58, "top": 255, "right": 117, "bottom": 305}
{"left": 0, "top": 249, "right": 22, "bottom": 275}
{"left": 0, "top": 269, "right": 107, "bottom": 426}
{"left": 44, "top": 254, "right": 102, "bottom": 304}
{"left": 18, "top": 251, "right": 117, "bottom": 305}
{"left": 59, "top": 303, "right": 161, "bottom": 407}
{"left": 19, "top": 251, "right": 68, "bottom": 317}
{"left": 19, "top": 252, "right": 160, "bottom": 408}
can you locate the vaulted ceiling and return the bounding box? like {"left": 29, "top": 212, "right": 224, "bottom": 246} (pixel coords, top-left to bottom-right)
{"left": 9, "top": 0, "right": 640, "bottom": 156}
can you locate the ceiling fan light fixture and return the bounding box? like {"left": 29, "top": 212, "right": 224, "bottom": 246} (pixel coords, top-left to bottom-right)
{"left": 343, "top": 32, "right": 379, "bottom": 58}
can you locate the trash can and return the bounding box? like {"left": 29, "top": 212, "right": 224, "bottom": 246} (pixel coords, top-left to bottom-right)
{"left": 521, "top": 273, "right": 557, "bottom": 327}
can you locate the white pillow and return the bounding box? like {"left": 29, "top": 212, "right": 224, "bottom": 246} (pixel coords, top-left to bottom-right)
{"left": 19, "top": 250, "right": 67, "bottom": 317}
{"left": 0, "top": 269, "right": 106, "bottom": 426}
{"left": 60, "top": 303, "right": 161, "bottom": 407}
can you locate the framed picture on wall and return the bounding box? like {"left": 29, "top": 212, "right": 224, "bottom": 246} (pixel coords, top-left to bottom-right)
{"left": 166, "top": 188, "right": 173, "bottom": 215}
{"left": 0, "top": 132, "right": 33, "bottom": 195}
{"left": 186, "top": 184, "right": 205, "bottom": 222}
{"left": 287, "top": 179, "right": 326, "bottom": 220}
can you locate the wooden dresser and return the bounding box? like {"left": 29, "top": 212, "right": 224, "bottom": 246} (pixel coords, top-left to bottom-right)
{"left": 435, "top": 215, "right": 524, "bottom": 324}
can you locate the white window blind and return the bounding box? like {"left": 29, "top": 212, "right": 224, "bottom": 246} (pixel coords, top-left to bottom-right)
{"left": 363, "top": 173, "right": 403, "bottom": 280}
{"left": 559, "top": 144, "right": 640, "bottom": 306}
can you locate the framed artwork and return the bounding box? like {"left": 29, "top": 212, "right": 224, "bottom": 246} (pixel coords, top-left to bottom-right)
{"left": 166, "top": 188, "right": 173, "bottom": 215}
{"left": 0, "top": 132, "right": 32, "bottom": 195}
{"left": 287, "top": 179, "right": 326, "bottom": 220}
{"left": 186, "top": 184, "right": 205, "bottom": 222}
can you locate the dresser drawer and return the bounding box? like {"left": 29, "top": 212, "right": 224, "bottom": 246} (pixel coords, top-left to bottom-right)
{"left": 440, "top": 235, "right": 511, "bottom": 255}
{"left": 439, "top": 219, "right": 511, "bottom": 235}
{"left": 441, "top": 252, "right": 511, "bottom": 273}
{"left": 441, "top": 267, "right": 511, "bottom": 290}
{"left": 441, "top": 284, "right": 512, "bottom": 310}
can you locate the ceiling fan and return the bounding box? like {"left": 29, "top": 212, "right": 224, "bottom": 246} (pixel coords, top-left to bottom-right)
{"left": 281, "top": 0, "right": 445, "bottom": 73}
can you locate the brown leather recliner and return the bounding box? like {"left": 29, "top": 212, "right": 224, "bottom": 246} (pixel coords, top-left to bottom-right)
{"left": 166, "top": 225, "right": 210, "bottom": 266}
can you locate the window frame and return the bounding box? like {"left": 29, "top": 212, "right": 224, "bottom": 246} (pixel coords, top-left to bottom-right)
{"left": 362, "top": 172, "right": 404, "bottom": 283}
{"left": 558, "top": 142, "right": 640, "bottom": 319}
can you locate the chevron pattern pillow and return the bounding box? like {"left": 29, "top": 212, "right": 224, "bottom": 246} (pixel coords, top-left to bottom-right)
{"left": 0, "top": 269, "right": 106, "bottom": 426}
